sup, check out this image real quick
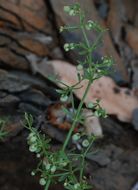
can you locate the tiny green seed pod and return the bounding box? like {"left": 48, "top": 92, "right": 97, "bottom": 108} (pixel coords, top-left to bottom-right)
{"left": 31, "top": 171, "right": 35, "bottom": 176}
{"left": 39, "top": 178, "right": 46, "bottom": 186}
{"left": 64, "top": 43, "right": 70, "bottom": 52}
{"left": 36, "top": 153, "right": 41, "bottom": 158}
{"left": 61, "top": 162, "right": 68, "bottom": 167}
{"left": 46, "top": 163, "right": 51, "bottom": 170}
{"left": 72, "top": 133, "right": 80, "bottom": 141}
{"left": 64, "top": 182, "right": 67, "bottom": 187}
{"left": 30, "top": 136, "right": 37, "bottom": 143}
{"left": 74, "top": 183, "right": 81, "bottom": 189}
{"left": 28, "top": 132, "right": 35, "bottom": 139}
{"left": 77, "top": 64, "right": 83, "bottom": 71}
{"left": 51, "top": 165, "right": 56, "bottom": 173}
{"left": 29, "top": 144, "right": 37, "bottom": 152}
{"left": 69, "top": 9, "right": 76, "bottom": 16}
{"left": 86, "top": 102, "right": 94, "bottom": 109}
{"left": 82, "top": 139, "right": 89, "bottom": 147}
{"left": 60, "top": 95, "right": 68, "bottom": 102}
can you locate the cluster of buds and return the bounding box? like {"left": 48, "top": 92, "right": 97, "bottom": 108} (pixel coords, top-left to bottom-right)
{"left": 43, "top": 161, "right": 57, "bottom": 174}
{"left": 64, "top": 181, "right": 81, "bottom": 189}
{"left": 64, "top": 3, "right": 80, "bottom": 16}
{"left": 64, "top": 43, "right": 76, "bottom": 52}
{"left": 72, "top": 133, "right": 90, "bottom": 148}
{"left": 27, "top": 131, "right": 41, "bottom": 154}
{"left": 85, "top": 20, "right": 103, "bottom": 32}
{"left": 101, "top": 56, "right": 113, "bottom": 67}
{"left": 64, "top": 179, "right": 89, "bottom": 190}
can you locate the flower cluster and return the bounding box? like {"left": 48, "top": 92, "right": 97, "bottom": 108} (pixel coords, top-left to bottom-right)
{"left": 27, "top": 131, "right": 41, "bottom": 153}
{"left": 64, "top": 43, "right": 76, "bottom": 52}
{"left": 101, "top": 56, "right": 113, "bottom": 67}
{"left": 85, "top": 20, "right": 104, "bottom": 32}
{"left": 64, "top": 3, "right": 80, "bottom": 16}
{"left": 86, "top": 100, "right": 107, "bottom": 118}
{"left": 64, "top": 180, "right": 89, "bottom": 190}
{"left": 72, "top": 133, "right": 91, "bottom": 149}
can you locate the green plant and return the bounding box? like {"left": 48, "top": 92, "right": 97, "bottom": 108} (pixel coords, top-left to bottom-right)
{"left": 25, "top": 3, "right": 113, "bottom": 190}
{"left": 0, "top": 119, "right": 8, "bottom": 140}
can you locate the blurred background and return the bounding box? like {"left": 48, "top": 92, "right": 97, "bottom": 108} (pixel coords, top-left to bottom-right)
{"left": 0, "top": 0, "right": 138, "bottom": 190}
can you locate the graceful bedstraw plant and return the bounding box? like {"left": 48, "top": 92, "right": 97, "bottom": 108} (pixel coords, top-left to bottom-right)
{"left": 25, "top": 3, "right": 113, "bottom": 190}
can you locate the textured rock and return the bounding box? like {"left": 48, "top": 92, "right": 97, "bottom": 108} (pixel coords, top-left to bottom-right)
{"left": 0, "top": 95, "right": 20, "bottom": 107}
{"left": 92, "top": 150, "right": 138, "bottom": 190}
{"left": 126, "top": 26, "right": 138, "bottom": 55}
{"left": 0, "top": 0, "right": 52, "bottom": 33}
{"left": 0, "top": 47, "right": 29, "bottom": 70}
{"left": 107, "top": 0, "right": 125, "bottom": 44}
{"left": 0, "top": 70, "right": 30, "bottom": 92}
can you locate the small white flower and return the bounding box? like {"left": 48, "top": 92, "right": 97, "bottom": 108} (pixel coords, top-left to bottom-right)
{"left": 82, "top": 139, "right": 89, "bottom": 147}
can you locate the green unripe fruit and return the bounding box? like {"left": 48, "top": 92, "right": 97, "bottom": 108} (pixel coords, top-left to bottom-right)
{"left": 82, "top": 139, "right": 89, "bottom": 147}
{"left": 39, "top": 178, "right": 46, "bottom": 186}
{"left": 72, "top": 133, "right": 80, "bottom": 141}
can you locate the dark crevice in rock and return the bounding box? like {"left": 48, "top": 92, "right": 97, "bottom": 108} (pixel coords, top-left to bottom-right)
{"left": 44, "top": 0, "right": 68, "bottom": 60}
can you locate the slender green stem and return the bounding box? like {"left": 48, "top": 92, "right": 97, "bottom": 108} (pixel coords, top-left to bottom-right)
{"left": 62, "top": 80, "right": 92, "bottom": 151}
{"left": 45, "top": 179, "right": 51, "bottom": 190}
{"left": 79, "top": 136, "right": 95, "bottom": 180}
{"left": 81, "top": 22, "right": 92, "bottom": 69}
